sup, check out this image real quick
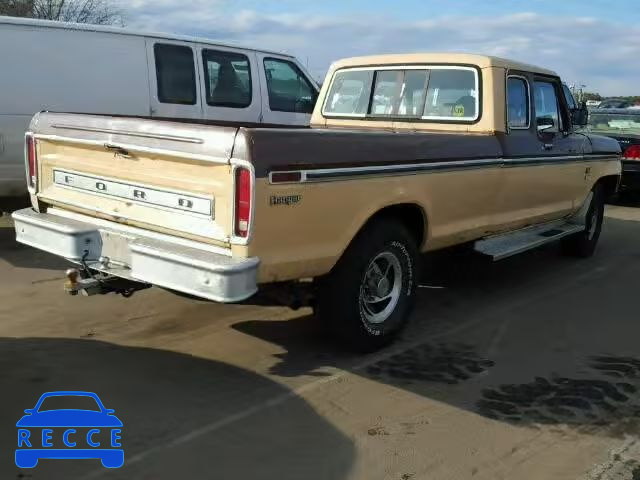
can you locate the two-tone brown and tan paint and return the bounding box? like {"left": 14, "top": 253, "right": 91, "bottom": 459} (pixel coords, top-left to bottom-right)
{"left": 240, "top": 54, "right": 620, "bottom": 282}
{"left": 28, "top": 113, "right": 239, "bottom": 249}
{"left": 243, "top": 150, "right": 619, "bottom": 283}
{"left": 27, "top": 54, "right": 621, "bottom": 286}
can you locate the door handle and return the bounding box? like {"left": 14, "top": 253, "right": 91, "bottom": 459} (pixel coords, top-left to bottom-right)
{"left": 543, "top": 143, "right": 554, "bottom": 151}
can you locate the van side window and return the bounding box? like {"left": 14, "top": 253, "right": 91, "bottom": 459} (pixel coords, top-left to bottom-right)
{"left": 534, "top": 80, "right": 560, "bottom": 133}
{"left": 263, "top": 58, "right": 315, "bottom": 114}
{"left": 507, "top": 77, "right": 529, "bottom": 129}
{"left": 154, "top": 44, "right": 197, "bottom": 105}
{"left": 203, "top": 50, "right": 252, "bottom": 108}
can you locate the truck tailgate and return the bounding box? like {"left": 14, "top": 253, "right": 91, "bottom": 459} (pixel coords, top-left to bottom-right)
{"left": 30, "top": 113, "right": 238, "bottom": 246}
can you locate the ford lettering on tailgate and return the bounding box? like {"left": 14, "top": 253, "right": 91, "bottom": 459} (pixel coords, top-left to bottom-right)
{"left": 53, "top": 170, "right": 213, "bottom": 217}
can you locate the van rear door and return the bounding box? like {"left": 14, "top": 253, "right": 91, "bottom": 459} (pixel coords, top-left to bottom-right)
{"left": 146, "top": 39, "right": 203, "bottom": 120}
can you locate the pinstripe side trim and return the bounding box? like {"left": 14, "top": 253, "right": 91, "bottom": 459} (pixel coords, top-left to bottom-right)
{"left": 502, "top": 154, "right": 616, "bottom": 167}
{"left": 268, "top": 154, "right": 619, "bottom": 183}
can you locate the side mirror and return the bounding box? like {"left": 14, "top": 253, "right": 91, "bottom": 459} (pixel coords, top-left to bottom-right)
{"left": 105, "top": 409, "right": 115, "bottom": 414}
{"left": 24, "top": 409, "right": 34, "bottom": 414}
{"left": 571, "top": 102, "right": 589, "bottom": 127}
{"left": 537, "top": 117, "right": 555, "bottom": 132}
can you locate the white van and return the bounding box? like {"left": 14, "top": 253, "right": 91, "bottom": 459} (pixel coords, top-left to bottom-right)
{"left": 0, "top": 16, "right": 320, "bottom": 197}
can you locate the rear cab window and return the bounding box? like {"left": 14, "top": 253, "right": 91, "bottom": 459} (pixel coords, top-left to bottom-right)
{"left": 322, "top": 65, "right": 480, "bottom": 122}
{"left": 153, "top": 44, "right": 197, "bottom": 105}
{"left": 370, "top": 69, "right": 429, "bottom": 117}
{"left": 263, "top": 58, "right": 316, "bottom": 114}
{"left": 323, "top": 70, "right": 373, "bottom": 117}
{"left": 423, "top": 69, "right": 478, "bottom": 120}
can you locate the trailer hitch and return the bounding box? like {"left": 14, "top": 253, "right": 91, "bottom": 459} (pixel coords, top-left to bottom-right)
{"left": 64, "top": 268, "right": 150, "bottom": 298}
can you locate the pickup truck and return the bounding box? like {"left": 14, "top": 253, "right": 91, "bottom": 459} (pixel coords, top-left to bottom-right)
{"left": 13, "top": 53, "right": 621, "bottom": 351}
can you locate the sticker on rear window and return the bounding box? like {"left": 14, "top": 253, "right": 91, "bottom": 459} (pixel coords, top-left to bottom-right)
{"left": 453, "top": 105, "right": 465, "bottom": 117}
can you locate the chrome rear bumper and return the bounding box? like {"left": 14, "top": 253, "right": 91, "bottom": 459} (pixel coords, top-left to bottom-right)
{"left": 12, "top": 208, "right": 259, "bottom": 303}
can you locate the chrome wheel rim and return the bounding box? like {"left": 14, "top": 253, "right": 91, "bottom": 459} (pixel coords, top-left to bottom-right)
{"left": 359, "top": 251, "right": 402, "bottom": 325}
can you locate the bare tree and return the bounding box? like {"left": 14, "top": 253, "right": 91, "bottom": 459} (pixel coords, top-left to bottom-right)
{"left": 0, "top": 0, "right": 35, "bottom": 17}
{"left": 0, "top": 0, "right": 124, "bottom": 26}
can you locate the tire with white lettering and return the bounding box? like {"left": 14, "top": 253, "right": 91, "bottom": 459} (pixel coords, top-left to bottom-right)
{"left": 316, "top": 219, "right": 419, "bottom": 352}
{"left": 561, "top": 184, "right": 605, "bottom": 258}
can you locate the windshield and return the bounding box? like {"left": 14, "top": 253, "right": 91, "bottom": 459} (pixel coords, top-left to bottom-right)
{"left": 37, "top": 395, "right": 102, "bottom": 412}
{"left": 586, "top": 113, "right": 640, "bottom": 134}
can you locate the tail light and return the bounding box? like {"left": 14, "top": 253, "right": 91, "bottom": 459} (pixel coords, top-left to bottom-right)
{"left": 622, "top": 145, "right": 640, "bottom": 160}
{"left": 25, "top": 134, "right": 38, "bottom": 191}
{"left": 234, "top": 167, "right": 252, "bottom": 238}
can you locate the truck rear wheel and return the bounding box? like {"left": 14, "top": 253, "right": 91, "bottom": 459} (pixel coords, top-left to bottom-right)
{"left": 317, "top": 219, "right": 419, "bottom": 352}
{"left": 561, "top": 184, "right": 605, "bottom": 258}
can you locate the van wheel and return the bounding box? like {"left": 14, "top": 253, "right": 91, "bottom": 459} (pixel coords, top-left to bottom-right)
{"left": 316, "top": 219, "right": 419, "bottom": 352}
{"left": 561, "top": 184, "right": 605, "bottom": 258}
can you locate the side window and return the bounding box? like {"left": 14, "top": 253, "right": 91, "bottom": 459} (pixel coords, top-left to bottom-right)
{"left": 154, "top": 44, "right": 197, "bottom": 105}
{"left": 263, "top": 58, "right": 316, "bottom": 114}
{"left": 202, "top": 50, "right": 252, "bottom": 108}
{"left": 507, "top": 77, "right": 529, "bottom": 129}
{"left": 562, "top": 84, "right": 577, "bottom": 110}
{"left": 323, "top": 70, "right": 373, "bottom": 116}
{"left": 533, "top": 81, "right": 560, "bottom": 133}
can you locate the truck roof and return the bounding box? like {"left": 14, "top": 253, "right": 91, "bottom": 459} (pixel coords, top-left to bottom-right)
{"left": 0, "top": 15, "right": 294, "bottom": 58}
{"left": 331, "top": 53, "right": 558, "bottom": 76}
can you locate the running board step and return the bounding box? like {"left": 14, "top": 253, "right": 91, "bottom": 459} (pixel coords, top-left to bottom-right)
{"left": 474, "top": 220, "right": 585, "bottom": 260}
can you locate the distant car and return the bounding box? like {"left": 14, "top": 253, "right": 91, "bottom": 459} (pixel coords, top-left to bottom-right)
{"left": 597, "top": 98, "right": 633, "bottom": 109}
{"left": 15, "top": 391, "right": 123, "bottom": 468}
{"left": 583, "top": 108, "right": 640, "bottom": 192}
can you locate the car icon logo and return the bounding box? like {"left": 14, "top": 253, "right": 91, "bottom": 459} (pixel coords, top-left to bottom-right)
{"left": 16, "top": 391, "right": 123, "bottom": 468}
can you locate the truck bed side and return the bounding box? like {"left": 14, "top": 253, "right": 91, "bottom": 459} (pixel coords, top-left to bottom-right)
{"left": 241, "top": 127, "right": 504, "bottom": 282}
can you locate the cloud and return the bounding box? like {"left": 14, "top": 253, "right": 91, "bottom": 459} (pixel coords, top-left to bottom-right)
{"left": 123, "top": 2, "right": 640, "bottom": 95}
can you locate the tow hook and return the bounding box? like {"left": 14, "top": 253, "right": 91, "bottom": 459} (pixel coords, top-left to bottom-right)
{"left": 64, "top": 268, "right": 150, "bottom": 297}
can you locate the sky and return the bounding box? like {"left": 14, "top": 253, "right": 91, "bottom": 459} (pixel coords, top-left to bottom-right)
{"left": 122, "top": 0, "right": 640, "bottom": 96}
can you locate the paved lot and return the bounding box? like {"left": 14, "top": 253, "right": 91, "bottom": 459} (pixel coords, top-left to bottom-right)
{"left": 1, "top": 203, "right": 639, "bottom": 480}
